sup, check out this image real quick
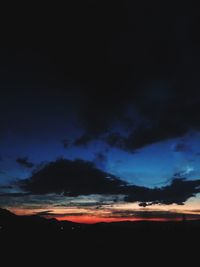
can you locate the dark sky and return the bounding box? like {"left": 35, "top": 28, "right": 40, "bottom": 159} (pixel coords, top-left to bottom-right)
{"left": 0, "top": 2, "right": 200, "bottom": 222}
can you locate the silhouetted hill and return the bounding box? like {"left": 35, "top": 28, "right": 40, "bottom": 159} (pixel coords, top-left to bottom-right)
{"left": 1, "top": 207, "right": 200, "bottom": 234}
{"left": 0, "top": 207, "right": 16, "bottom": 218}
{"left": 0, "top": 207, "right": 82, "bottom": 233}
{"left": 1, "top": 208, "right": 199, "bottom": 263}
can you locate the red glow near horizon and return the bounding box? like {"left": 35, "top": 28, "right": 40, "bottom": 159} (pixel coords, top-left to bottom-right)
{"left": 55, "top": 216, "right": 183, "bottom": 224}
{"left": 10, "top": 208, "right": 200, "bottom": 224}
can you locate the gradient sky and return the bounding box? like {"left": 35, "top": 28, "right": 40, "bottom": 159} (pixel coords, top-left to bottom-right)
{"left": 1, "top": 2, "right": 200, "bottom": 223}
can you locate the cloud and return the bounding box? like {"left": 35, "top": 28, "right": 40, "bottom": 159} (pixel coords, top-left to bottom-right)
{"left": 105, "top": 133, "right": 126, "bottom": 150}
{"left": 182, "top": 166, "right": 195, "bottom": 176}
{"left": 35, "top": 210, "right": 87, "bottom": 217}
{"left": 125, "top": 178, "right": 200, "bottom": 205}
{"left": 72, "top": 88, "right": 200, "bottom": 151}
{"left": 104, "top": 121, "right": 190, "bottom": 152}
{"left": 0, "top": 192, "right": 30, "bottom": 197}
{"left": 0, "top": 192, "right": 66, "bottom": 207}
{"left": 108, "top": 210, "right": 200, "bottom": 220}
{"left": 186, "top": 210, "right": 200, "bottom": 213}
{"left": 173, "top": 143, "right": 190, "bottom": 153}
{"left": 16, "top": 157, "right": 34, "bottom": 168}
{"left": 73, "top": 134, "right": 93, "bottom": 147}
{"left": 173, "top": 166, "right": 195, "bottom": 178}
{"left": 35, "top": 210, "right": 54, "bottom": 216}
{"left": 62, "top": 139, "right": 69, "bottom": 149}
{"left": 20, "top": 159, "right": 127, "bottom": 196}
{"left": 18, "top": 159, "right": 200, "bottom": 206}
{"left": 93, "top": 152, "right": 107, "bottom": 169}
{"left": 0, "top": 185, "right": 13, "bottom": 190}
{"left": 1, "top": 8, "right": 200, "bottom": 153}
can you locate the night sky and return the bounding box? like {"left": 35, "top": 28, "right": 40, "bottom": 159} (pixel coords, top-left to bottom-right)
{"left": 1, "top": 2, "right": 200, "bottom": 223}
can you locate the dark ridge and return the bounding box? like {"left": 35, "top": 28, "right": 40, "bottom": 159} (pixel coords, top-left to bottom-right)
{"left": 0, "top": 208, "right": 199, "bottom": 263}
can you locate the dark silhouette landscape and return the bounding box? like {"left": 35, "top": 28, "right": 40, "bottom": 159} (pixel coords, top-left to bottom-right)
{"left": 1, "top": 207, "right": 199, "bottom": 261}
{"left": 1, "top": 3, "right": 200, "bottom": 264}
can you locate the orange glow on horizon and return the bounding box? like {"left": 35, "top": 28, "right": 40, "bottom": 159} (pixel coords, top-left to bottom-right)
{"left": 55, "top": 216, "right": 183, "bottom": 224}
{"left": 8, "top": 204, "right": 200, "bottom": 224}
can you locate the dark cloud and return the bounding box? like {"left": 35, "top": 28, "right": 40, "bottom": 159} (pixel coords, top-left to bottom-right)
{"left": 16, "top": 157, "right": 34, "bottom": 168}
{"left": 121, "top": 122, "right": 187, "bottom": 150}
{"left": 35, "top": 211, "right": 87, "bottom": 217}
{"left": 73, "top": 135, "right": 93, "bottom": 147}
{"left": 72, "top": 87, "right": 200, "bottom": 151}
{"left": 18, "top": 159, "right": 200, "bottom": 206}
{"left": 53, "top": 203, "right": 99, "bottom": 208}
{"left": 35, "top": 210, "right": 54, "bottom": 216}
{"left": 0, "top": 185, "right": 13, "bottom": 189}
{"left": 139, "top": 203, "right": 149, "bottom": 208}
{"left": 187, "top": 210, "right": 200, "bottom": 213}
{"left": 93, "top": 152, "right": 107, "bottom": 169}
{"left": 173, "top": 143, "right": 190, "bottom": 153}
{"left": 105, "top": 133, "right": 126, "bottom": 150}
{"left": 66, "top": 6, "right": 200, "bottom": 152}
{"left": 105, "top": 131, "right": 193, "bottom": 153}
{"left": 125, "top": 178, "right": 200, "bottom": 205}
{"left": 0, "top": 192, "right": 30, "bottom": 197}
{"left": 109, "top": 210, "right": 200, "bottom": 220}
{"left": 62, "top": 139, "right": 69, "bottom": 149}
{"left": 109, "top": 210, "right": 176, "bottom": 219}
{"left": 1, "top": 4, "right": 200, "bottom": 152}
{"left": 20, "top": 159, "right": 127, "bottom": 196}
{"left": 0, "top": 192, "right": 66, "bottom": 207}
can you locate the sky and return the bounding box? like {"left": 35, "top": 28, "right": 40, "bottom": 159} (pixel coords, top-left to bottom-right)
{"left": 1, "top": 1, "right": 200, "bottom": 223}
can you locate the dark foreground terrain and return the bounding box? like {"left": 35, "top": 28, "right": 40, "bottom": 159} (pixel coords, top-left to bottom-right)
{"left": 0, "top": 208, "right": 199, "bottom": 264}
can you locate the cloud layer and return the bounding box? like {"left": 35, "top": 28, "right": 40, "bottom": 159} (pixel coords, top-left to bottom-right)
{"left": 19, "top": 159, "right": 200, "bottom": 206}
{"left": 72, "top": 88, "right": 200, "bottom": 152}
{"left": 16, "top": 157, "right": 34, "bottom": 168}
{"left": 20, "top": 159, "right": 127, "bottom": 196}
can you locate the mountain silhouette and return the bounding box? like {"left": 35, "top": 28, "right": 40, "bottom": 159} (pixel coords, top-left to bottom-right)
{"left": 1, "top": 208, "right": 199, "bottom": 263}
{"left": 1, "top": 207, "right": 200, "bottom": 234}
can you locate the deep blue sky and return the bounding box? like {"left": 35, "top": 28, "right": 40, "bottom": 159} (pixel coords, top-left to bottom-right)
{"left": 1, "top": 88, "right": 200, "bottom": 188}
{"left": 1, "top": 126, "right": 200, "bottom": 188}
{"left": 1, "top": 2, "right": 200, "bottom": 221}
